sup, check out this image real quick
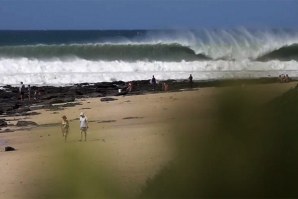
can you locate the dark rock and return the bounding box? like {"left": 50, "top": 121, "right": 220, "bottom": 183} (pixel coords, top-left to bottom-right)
{"left": 97, "top": 120, "right": 116, "bottom": 123}
{"left": 0, "top": 129, "right": 14, "bottom": 133}
{"left": 86, "top": 93, "right": 104, "bottom": 98}
{"left": 43, "top": 96, "right": 75, "bottom": 105}
{"left": 0, "top": 119, "right": 7, "bottom": 127}
{"left": 0, "top": 90, "right": 16, "bottom": 99}
{"left": 100, "top": 97, "right": 118, "bottom": 102}
{"left": 123, "top": 117, "right": 144, "bottom": 120}
{"left": 46, "top": 106, "right": 64, "bottom": 111}
{"left": 39, "top": 123, "right": 60, "bottom": 127}
{"left": 62, "top": 102, "right": 81, "bottom": 107}
{"left": 0, "top": 101, "right": 20, "bottom": 114}
{"left": 16, "top": 121, "right": 38, "bottom": 127}
{"left": 24, "top": 111, "right": 40, "bottom": 116}
{"left": 5, "top": 146, "right": 15, "bottom": 151}
{"left": 17, "top": 107, "right": 31, "bottom": 113}
{"left": 3, "top": 85, "right": 12, "bottom": 89}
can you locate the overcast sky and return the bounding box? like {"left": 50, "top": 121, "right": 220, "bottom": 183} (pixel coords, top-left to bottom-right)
{"left": 0, "top": 0, "right": 297, "bottom": 30}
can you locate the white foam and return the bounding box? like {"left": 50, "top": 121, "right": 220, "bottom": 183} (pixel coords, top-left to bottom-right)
{"left": 0, "top": 58, "right": 298, "bottom": 86}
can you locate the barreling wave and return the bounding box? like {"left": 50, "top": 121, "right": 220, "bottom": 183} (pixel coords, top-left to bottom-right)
{"left": 256, "top": 44, "right": 298, "bottom": 61}
{"left": 143, "top": 28, "right": 298, "bottom": 60}
{"left": 0, "top": 43, "right": 210, "bottom": 61}
{"left": 1, "top": 28, "right": 298, "bottom": 61}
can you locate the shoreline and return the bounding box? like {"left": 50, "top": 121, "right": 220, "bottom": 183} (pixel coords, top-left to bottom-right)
{"left": 0, "top": 76, "right": 288, "bottom": 88}
{"left": 0, "top": 77, "right": 295, "bottom": 133}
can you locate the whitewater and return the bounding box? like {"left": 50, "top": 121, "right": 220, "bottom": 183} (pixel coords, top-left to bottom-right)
{"left": 0, "top": 28, "right": 298, "bottom": 86}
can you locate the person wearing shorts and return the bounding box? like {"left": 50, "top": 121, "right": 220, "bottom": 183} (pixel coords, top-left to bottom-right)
{"left": 61, "top": 115, "right": 69, "bottom": 142}
{"left": 79, "top": 112, "right": 88, "bottom": 141}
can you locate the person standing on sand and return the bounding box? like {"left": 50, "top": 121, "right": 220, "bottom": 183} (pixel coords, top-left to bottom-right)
{"left": 61, "top": 115, "right": 70, "bottom": 142}
{"left": 79, "top": 112, "right": 88, "bottom": 141}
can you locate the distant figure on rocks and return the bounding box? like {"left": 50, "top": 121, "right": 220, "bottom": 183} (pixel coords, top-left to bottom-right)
{"left": 285, "top": 74, "right": 290, "bottom": 82}
{"left": 27, "top": 85, "right": 31, "bottom": 101}
{"left": 278, "top": 74, "right": 285, "bottom": 83}
{"left": 61, "top": 115, "right": 69, "bottom": 142}
{"left": 162, "top": 82, "right": 169, "bottom": 91}
{"left": 126, "top": 82, "right": 133, "bottom": 92}
{"left": 188, "top": 74, "right": 193, "bottom": 88}
{"left": 151, "top": 75, "right": 157, "bottom": 91}
{"left": 79, "top": 112, "right": 88, "bottom": 142}
{"left": 278, "top": 74, "right": 290, "bottom": 83}
{"left": 34, "top": 88, "right": 41, "bottom": 101}
{"left": 19, "top": 82, "right": 25, "bottom": 101}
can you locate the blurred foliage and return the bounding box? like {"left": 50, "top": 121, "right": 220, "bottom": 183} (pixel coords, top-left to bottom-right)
{"left": 140, "top": 84, "right": 298, "bottom": 198}
{"left": 31, "top": 146, "right": 126, "bottom": 199}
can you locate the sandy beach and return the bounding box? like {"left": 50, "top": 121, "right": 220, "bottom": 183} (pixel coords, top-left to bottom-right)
{"left": 1, "top": 81, "right": 297, "bottom": 198}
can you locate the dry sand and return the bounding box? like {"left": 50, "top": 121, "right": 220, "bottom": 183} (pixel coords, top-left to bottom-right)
{"left": 0, "top": 82, "right": 296, "bottom": 198}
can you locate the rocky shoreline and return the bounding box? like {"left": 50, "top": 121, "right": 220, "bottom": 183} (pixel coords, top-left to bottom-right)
{"left": 0, "top": 77, "right": 281, "bottom": 132}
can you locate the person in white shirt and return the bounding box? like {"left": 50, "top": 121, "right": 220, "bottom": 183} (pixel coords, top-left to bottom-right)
{"left": 79, "top": 112, "right": 88, "bottom": 141}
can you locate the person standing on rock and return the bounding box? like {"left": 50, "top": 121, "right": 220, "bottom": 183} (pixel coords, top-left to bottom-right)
{"left": 188, "top": 74, "right": 193, "bottom": 88}
{"left": 126, "top": 82, "right": 133, "bottom": 93}
{"left": 151, "top": 75, "right": 157, "bottom": 91}
{"left": 79, "top": 112, "right": 88, "bottom": 141}
{"left": 61, "top": 115, "right": 69, "bottom": 142}
{"left": 162, "top": 82, "right": 169, "bottom": 91}
{"left": 27, "top": 85, "right": 31, "bottom": 101}
{"left": 19, "top": 82, "right": 25, "bottom": 101}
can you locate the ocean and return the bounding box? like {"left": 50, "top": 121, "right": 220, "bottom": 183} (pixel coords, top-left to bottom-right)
{"left": 0, "top": 28, "right": 298, "bottom": 86}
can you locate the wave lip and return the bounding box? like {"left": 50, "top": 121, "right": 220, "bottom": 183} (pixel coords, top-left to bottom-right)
{"left": 0, "top": 43, "right": 211, "bottom": 62}
{"left": 256, "top": 43, "right": 298, "bottom": 61}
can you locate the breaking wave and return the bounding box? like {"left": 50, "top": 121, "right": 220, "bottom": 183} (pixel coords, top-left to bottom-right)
{"left": 0, "top": 43, "right": 210, "bottom": 61}
{"left": 256, "top": 44, "right": 298, "bottom": 61}
{"left": 1, "top": 28, "right": 298, "bottom": 61}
